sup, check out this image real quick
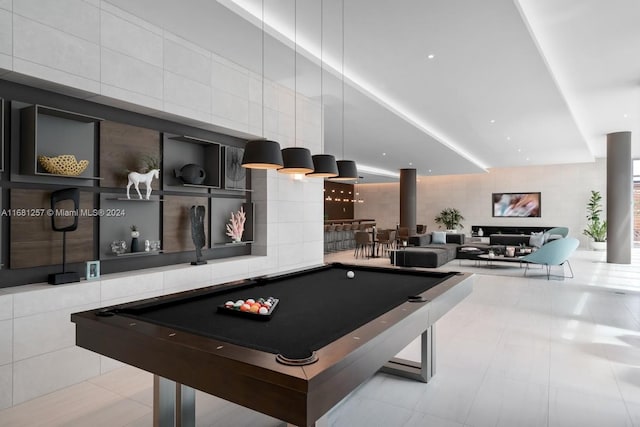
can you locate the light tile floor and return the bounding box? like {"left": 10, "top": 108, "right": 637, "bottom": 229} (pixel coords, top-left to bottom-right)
{"left": 1, "top": 249, "right": 639, "bottom": 427}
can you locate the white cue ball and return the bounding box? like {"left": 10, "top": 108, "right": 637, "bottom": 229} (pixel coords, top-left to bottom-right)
{"left": 346, "top": 271, "right": 355, "bottom": 279}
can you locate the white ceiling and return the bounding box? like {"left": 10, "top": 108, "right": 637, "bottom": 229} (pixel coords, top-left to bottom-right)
{"left": 106, "top": 0, "right": 640, "bottom": 182}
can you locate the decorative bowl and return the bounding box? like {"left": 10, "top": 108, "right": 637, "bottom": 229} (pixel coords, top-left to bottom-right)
{"left": 38, "top": 154, "right": 89, "bottom": 176}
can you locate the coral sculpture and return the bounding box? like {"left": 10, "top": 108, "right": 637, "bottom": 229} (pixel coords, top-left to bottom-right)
{"left": 226, "top": 207, "right": 246, "bottom": 242}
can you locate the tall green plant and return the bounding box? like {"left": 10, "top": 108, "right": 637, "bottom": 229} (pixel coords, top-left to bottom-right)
{"left": 583, "top": 190, "right": 607, "bottom": 242}
{"left": 435, "top": 208, "right": 465, "bottom": 230}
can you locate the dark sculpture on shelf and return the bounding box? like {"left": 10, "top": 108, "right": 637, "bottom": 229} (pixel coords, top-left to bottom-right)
{"left": 190, "top": 205, "right": 207, "bottom": 265}
{"left": 49, "top": 188, "right": 80, "bottom": 285}
{"left": 175, "top": 164, "right": 206, "bottom": 185}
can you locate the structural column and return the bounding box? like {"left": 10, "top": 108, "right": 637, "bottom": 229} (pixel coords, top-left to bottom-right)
{"left": 400, "top": 168, "right": 417, "bottom": 235}
{"left": 607, "top": 131, "right": 632, "bottom": 264}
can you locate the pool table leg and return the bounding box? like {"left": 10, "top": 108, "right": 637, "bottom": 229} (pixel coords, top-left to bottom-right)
{"left": 153, "top": 375, "right": 196, "bottom": 427}
{"left": 380, "top": 324, "right": 435, "bottom": 383}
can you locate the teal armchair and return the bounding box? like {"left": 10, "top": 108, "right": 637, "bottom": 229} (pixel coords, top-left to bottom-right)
{"left": 521, "top": 237, "right": 579, "bottom": 279}
{"left": 546, "top": 227, "right": 569, "bottom": 238}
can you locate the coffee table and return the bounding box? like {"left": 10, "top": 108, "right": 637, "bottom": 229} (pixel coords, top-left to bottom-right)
{"left": 477, "top": 254, "right": 527, "bottom": 268}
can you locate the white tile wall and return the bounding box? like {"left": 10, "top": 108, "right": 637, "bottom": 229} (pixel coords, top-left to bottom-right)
{"left": 101, "top": 48, "right": 163, "bottom": 100}
{"left": 13, "top": 0, "right": 99, "bottom": 43}
{"left": 211, "top": 87, "right": 249, "bottom": 128}
{"left": 13, "top": 346, "right": 101, "bottom": 405}
{"left": 99, "top": 2, "right": 162, "bottom": 36}
{"left": 0, "top": 9, "right": 12, "bottom": 58}
{"left": 211, "top": 58, "right": 249, "bottom": 100}
{"left": 99, "top": 82, "right": 164, "bottom": 111}
{"left": 13, "top": 15, "right": 100, "bottom": 80}
{"left": 0, "top": 363, "right": 11, "bottom": 410}
{"left": 0, "top": 54, "right": 11, "bottom": 72}
{"left": 163, "top": 70, "right": 211, "bottom": 114}
{"left": 210, "top": 258, "right": 250, "bottom": 284}
{"left": 0, "top": 0, "right": 11, "bottom": 11}
{"left": 100, "top": 9, "right": 163, "bottom": 67}
{"left": 13, "top": 304, "right": 94, "bottom": 361}
{"left": 13, "top": 58, "right": 101, "bottom": 94}
{"left": 163, "top": 35, "right": 211, "bottom": 86}
{"left": 0, "top": 294, "right": 12, "bottom": 321}
{"left": 162, "top": 263, "right": 211, "bottom": 292}
{"left": 100, "top": 271, "right": 164, "bottom": 302}
{"left": 0, "top": 319, "right": 12, "bottom": 365}
{"left": 11, "top": 283, "right": 100, "bottom": 318}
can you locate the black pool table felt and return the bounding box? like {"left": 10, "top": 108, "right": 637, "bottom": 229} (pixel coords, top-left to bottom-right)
{"left": 116, "top": 265, "right": 453, "bottom": 360}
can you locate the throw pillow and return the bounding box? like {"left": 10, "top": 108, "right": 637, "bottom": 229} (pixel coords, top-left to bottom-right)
{"left": 529, "top": 231, "right": 545, "bottom": 248}
{"left": 432, "top": 231, "right": 446, "bottom": 244}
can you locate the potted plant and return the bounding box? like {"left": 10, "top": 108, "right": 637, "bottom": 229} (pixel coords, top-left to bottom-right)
{"left": 434, "top": 208, "right": 465, "bottom": 232}
{"left": 582, "top": 190, "right": 607, "bottom": 250}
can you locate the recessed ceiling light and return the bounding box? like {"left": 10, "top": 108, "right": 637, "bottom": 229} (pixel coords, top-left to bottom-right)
{"left": 623, "top": 113, "right": 629, "bottom": 118}
{"left": 526, "top": 157, "right": 530, "bottom": 161}
{"left": 427, "top": 54, "right": 435, "bottom": 59}
{"left": 517, "top": 148, "right": 521, "bottom": 152}
{"left": 409, "top": 162, "right": 413, "bottom": 166}
{"left": 382, "top": 152, "right": 386, "bottom": 156}
{"left": 490, "top": 119, "right": 495, "bottom": 124}
{"left": 506, "top": 136, "right": 511, "bottom": 141}
{"left": 428, "top": 169, "right": 432, "bottom": 173}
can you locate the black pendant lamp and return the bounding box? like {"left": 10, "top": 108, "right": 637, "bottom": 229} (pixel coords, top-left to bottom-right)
{"left": 330, "top": 0, "right": 358, "bottom": 181}
{"left": 278, "top": 0, "right": 315, "bottom": 175}
{"left": 241, "top": 0, "right": 284, "bottom": 170}
{"left": 242, "top": 140, "right": 283, "bottom": 170}
{"left": 279, "top": 147, "right": 315, "bottom": 174}
{"left": 332, "top": 160, "right": 358, "bottom": 181}
{"left": 308, "top": 154, "right": 339, "bottom": 178}
{"left": 306, "top": 0, "right": 338, "bottom": 179}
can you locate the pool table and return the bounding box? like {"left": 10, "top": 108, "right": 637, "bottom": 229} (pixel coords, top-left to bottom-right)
{"left": 71, "top": 263, "right": 473, "bottom": 426}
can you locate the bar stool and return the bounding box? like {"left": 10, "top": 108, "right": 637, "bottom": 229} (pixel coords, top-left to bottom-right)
{"left": 342, "top": 224, "right": 352, "bottom": 250}
{"left": 323, "top": 224, "right": 331, "bottom": 253}
{"left": 326, "top": 224, "right": 336, "bottom": 252}
{"left": 333, "top": 224, "right": 344, "bottom": 251}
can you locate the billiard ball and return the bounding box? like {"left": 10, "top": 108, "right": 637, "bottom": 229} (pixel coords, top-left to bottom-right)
{"left": 259, "top": 307, "right": 269, "bottom": 315}
{"left": 347, "top": 271, "right": 355, "bottom": 279}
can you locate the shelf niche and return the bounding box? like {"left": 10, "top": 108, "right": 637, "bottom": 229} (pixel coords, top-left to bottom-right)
{"left": 20, "top": 105, "right": 102, "bottom": 181}
{"left": 1, "top": 98, "right": 4, "bottom": 172}
{"left": 162, "top": 195, "right": 210, "bottom": 253}
{"left": 99, "top": 194, "right": 161, "bottom": 259}
{"left": 100, "top": 120, "right": 161, "bottom": 189}
{"left": 164, "top": 135, "right": 221, "bottom": 192}
{"left": 212, "top": 201, "right": 254, "bottom": 246}
{"left": 222, "top": 146, "right": 247, "bottom": 190}
{"left": 10, "top": 189, "right": 95, "bottom": 269}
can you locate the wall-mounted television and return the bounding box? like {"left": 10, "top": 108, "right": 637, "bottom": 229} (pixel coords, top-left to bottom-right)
{"left": 492, "top": 192, "right": 541, "bottom": 217}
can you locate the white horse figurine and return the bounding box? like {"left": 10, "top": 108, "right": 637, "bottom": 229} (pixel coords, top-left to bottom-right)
{"left": 127, "top": 169, "right": 159, "bottom": 200}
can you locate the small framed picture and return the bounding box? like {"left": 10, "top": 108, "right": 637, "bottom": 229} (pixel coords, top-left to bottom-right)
{"left": 86, "top": 260, "right": 100, "bottom": 280}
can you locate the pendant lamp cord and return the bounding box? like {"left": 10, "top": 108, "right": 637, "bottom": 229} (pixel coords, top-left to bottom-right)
{"left": 320, "top": 0, "right": 324, "bottom": 152}
{"left": 341, "top": 0, "right": 345, "bottom": 159}
{"left": 261, "top": 0, "right": 265, "bottom": 138}
{"left": 294, "top": 0, "right": 297, "bottom": 148}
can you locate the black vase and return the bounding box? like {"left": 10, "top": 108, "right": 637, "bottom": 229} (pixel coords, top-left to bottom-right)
{"left": 174, "top": 164, "right": 206, "bottom": 185}
{"left": 131, "top": 237, "right": 140, "bottom": 253}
